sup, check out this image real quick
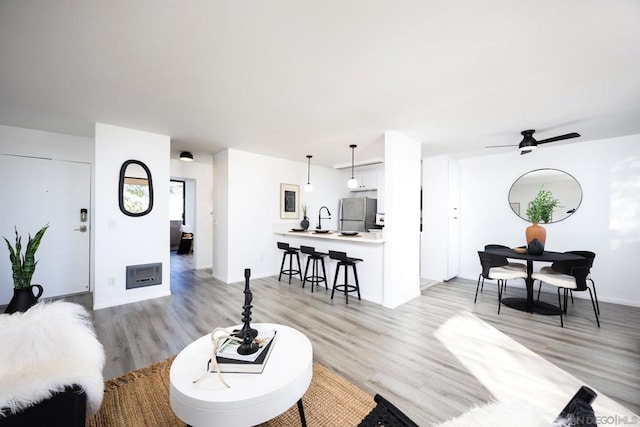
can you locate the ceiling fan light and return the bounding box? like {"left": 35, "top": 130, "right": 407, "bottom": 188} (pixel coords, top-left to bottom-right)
{"left": 179, "top": 151, "right": 194, "bottom": 161}
{"left": 519, "top": 144, "right": 536, "bottom": 152}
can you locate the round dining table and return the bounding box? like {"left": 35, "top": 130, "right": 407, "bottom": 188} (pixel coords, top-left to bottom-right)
{"left": 484, "top": 247, "right": 584, "bottom": 315}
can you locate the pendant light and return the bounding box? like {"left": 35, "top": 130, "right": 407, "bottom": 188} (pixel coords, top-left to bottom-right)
{"left": 304, "top": 155, "right": 313, "bottom": 192}
{"left": 347, "top": 144, "right": 358, "bottom": 189}
{"left": 179, "top": 151, "right": 194, "bottom": 161}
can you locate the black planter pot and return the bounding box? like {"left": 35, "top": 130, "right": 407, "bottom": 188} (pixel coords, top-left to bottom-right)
{"left": 4, "top": 285, "right": 44, "bottom": 314}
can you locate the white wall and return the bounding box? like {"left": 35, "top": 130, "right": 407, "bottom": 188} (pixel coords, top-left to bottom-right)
{"left": 451, "top": 134, "right": 640, "bottom": 306}
{"left": 212, "top": 150, "right": 230, "bottom": 281}
{"left": 0, "top": 124, "right": 94, "bottom": 162}
{"left": 382, "top": 131, "right": 422, "bottom": 308}
{"left": 171, "top": 155, "right": 214, "bottom": 270}
{"left": 213, "top": 148, "right": 351, "bottom": 284}
{"left": 94, "top": 123, "right": 171, "bottom": 309}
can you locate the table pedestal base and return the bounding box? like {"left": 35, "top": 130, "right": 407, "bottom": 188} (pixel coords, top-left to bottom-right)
{"left": 501, "top": 298, "right": 562, "bottom": 315}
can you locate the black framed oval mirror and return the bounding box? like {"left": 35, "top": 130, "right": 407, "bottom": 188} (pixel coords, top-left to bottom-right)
{"left": 508, "top": 168, "right": 582, "bottom": 223}
{"left": 119, "top": 160, "right": 154, "bottom": 217}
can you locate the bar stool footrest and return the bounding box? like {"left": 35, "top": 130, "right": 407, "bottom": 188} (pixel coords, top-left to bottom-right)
{"left": 332, "top": 284, "right": 359, "bottom": 294}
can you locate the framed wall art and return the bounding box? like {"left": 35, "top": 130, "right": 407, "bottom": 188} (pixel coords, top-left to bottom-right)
{"left": 280, "top": 183, "right": 299, "bottom": 219}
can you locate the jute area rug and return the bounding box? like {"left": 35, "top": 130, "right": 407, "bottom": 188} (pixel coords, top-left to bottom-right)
{"left": 87, "top": 356, "right": 376, "bottom": 427}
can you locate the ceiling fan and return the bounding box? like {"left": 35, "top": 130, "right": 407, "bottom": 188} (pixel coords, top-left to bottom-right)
{"left": 487, "top": 129, "right": 581, "bottom": 155}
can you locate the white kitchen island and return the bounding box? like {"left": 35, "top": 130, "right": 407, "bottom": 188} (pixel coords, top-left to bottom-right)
{"left": 273, "top": 228, "right": 385, "bottom": 305}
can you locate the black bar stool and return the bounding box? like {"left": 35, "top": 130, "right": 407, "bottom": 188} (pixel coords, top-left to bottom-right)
{"left": 328, "top": 250, "right": 362, "bottom": 304}
{"left": 277, "top": 242, "right": 302, "bottom": 284}
{"left": 300, "top": 245, "right": 328, "bottom": 292}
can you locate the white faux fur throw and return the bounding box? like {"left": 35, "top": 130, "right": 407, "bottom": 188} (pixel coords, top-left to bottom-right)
{"left": 0, "top": 301, "right": 105, "bottom": 417}
{"left": 435, "top": 400, "right": 574, "bottom": 427}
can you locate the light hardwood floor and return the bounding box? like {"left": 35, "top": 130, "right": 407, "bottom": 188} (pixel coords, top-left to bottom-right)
{"left": 64, "top": 253, "right": 639, "bottom": 426}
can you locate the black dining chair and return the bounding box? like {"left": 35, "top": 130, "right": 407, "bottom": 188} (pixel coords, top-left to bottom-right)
{"left": 536, "top": 251, "right": 600, "bottom": 315}
{"left": 532, "top": 258, "right": 600, "bottom": 327}
{"left": 476, "top": 251, "right": 528, "bottom": 314}
{"left": 483, "top": 244, "right": 526, "bottom": 294}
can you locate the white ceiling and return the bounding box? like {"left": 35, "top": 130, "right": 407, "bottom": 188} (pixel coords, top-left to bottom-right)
{"left": 1, "top": 1, "right": 639, "bottom": 167}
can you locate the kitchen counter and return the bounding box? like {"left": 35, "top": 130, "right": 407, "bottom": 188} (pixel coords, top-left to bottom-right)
{"left": 275, "top": 228, "right": 385, "bottom": 244}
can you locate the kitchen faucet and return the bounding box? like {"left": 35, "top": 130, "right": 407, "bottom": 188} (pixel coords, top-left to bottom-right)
{"left": 317, "top": 206, "right": 331, "bottom": 230}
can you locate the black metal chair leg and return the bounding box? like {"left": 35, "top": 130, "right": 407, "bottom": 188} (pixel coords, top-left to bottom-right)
{"left": 321, "top": 258, "right": 328, "bottom": 290}
{"left": 474, "top": 274, "right": 482, "bottom": 303}
{"left": 310, "top": 258, "right": 318, "bottom": 293}
{"left": 296, "top": 253, "right": 303, "bottom": 281}
{"left": 279, "top": 253, "right": 286, "bottom": 281}
{"left": 343, "top": 262, "right": 349, "bottom": 304}
{"left": 352, "top": 263, "right": 361, "bottom": 300}
{"left": 331, "top": 265, "right": 340, "bottom": 299}
{"left": 497, "top": 279, "right": 502, "bottom": 314}
{"left": 537, "top": 281, "right": 542, "bottom": 302}
{"left": 589, "top": 279, "right": 600, "bottom": 314}
{"left": 302, "top": 257, "right": 311, "bottom": 288}
{"left": 557, "top": 288, "right": 564, "bottom": 327}
{"left": 587, "top": 288, "right": 600, "bottom": 327}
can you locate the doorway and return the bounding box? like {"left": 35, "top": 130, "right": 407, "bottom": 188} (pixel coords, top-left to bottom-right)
{"left": 170, "top": 180, "right": 185, "bottom": 251}
{"left": 169, "top": 178, "right": 195, "bottom": 256}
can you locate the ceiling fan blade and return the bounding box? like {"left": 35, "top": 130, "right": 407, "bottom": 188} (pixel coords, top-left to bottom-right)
{"left": 485, "top": 144, "right": 518, "bottom": 148}
{"left": 537, "top": 132, "right": 580, "bottom": 144}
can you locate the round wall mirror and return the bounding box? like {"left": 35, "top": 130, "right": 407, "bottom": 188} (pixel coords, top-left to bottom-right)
{"left": 119, "top": 160, "right": 154, "bottom": 217}
{"left": 508, "top": 168, "right": 582, "bottom": 223}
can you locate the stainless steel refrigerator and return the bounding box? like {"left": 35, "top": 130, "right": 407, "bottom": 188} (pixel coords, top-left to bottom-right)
{"left": 339, "top": 197, "right": 377, "bottom": 231}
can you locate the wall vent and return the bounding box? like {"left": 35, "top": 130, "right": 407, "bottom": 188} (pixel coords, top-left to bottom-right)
{"left": 126, "top": 263, "right": 162, "bottom": 289}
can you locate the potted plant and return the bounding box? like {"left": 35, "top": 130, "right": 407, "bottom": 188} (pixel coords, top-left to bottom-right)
{"left": 300, "top": 204, "right": 310, "bottom": 230}
{"left": 3, "top": 224, "right": 48, "bottom": 313}
{"left": 525, "top": 187, "right": 561, "bottom": 252}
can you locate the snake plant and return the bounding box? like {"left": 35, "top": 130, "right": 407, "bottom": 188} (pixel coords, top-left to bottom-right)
{"left": 3, "top": 224, "right": 49, "bottom": 289}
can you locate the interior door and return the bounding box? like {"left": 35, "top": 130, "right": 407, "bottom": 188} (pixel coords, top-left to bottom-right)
{"left": 0, "top": 155, "right": 91, "bottom": 304}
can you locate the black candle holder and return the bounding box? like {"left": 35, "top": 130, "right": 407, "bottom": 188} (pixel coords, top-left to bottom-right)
{"left": 233, "top": 268, "right": 259, "bottom": 355}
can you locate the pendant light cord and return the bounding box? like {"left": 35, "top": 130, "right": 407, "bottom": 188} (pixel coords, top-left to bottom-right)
{"left": 350, "top": 144, "right": 356, "bottom": 179}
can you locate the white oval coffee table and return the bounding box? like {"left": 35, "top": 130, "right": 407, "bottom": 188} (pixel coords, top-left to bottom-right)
{"left": 170, "top": 323, "right": 313, "bottom": 427}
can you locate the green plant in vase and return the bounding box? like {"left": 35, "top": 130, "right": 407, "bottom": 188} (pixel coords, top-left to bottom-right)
{"left": 526, "top": 186, "right": 562, "bottom": 224}
{"left": 3, "top": 224, "right": 48, "bottom": 313}
{"left": 525, "top": 187, "right": 561, "bottom": 253}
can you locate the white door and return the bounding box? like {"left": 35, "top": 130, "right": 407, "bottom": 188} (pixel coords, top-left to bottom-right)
{"left": 0, "top": 155, "right": 91, "bottom": 305}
